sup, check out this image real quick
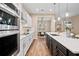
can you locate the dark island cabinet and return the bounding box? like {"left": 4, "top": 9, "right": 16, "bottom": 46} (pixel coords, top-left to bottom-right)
{"left": 56, "top": 41, "right": 67, "bottom": 56}
{"left": 45, "top": 33, "right": 57, "bottom": 55}
{"left": 45, "top": 33, "right": 79, "bottom": 56}
{"left": 51, "top": 38, "right": 57, "bottom": 55}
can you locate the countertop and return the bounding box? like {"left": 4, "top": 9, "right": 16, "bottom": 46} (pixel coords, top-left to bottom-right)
{"left": 0, "top": 30, "right": 19, "bottom": 38}
{"left": 20, "top": 31, "right": 34, "bottom": 40}
{"left": 46, "top": 32, "right": 79, "bottom": 54}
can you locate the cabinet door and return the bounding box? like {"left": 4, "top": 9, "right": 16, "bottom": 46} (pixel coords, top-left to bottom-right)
{"left": 56, "top": 48, "right": 65, "bottom": 56}
{"left": 48, "top": 36, "right": 51, "bottom": 50}
{"left": 23, "top": 37, "right": 29, "bottom": 55}
{"left": 56, "top": 41, "right": 67, "bottom": 56}
{"left": 45, "top": 34, "right": 49, "bottom": 49}
{"left": 52, "top": 39, "right": 57, "bottom": 56}
{"left": 23, "top": 39, "right": 27, "bottom": 52}
{"left": 51, "top": 38, "right": 54, "bottom": 55}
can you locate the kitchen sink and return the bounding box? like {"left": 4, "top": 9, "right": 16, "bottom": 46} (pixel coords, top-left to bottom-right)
{"left": 51, "top": 34, "right": 59, "bottom": 36}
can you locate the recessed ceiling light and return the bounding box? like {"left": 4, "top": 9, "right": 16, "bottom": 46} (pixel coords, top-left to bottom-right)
{"left": 49, "top": 9, "right": 52, "bottom": 11}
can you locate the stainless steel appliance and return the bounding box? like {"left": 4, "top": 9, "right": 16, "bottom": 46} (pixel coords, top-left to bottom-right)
{"left": 0, "top": 9, "right": 19, "bottom": 30}
{"left": 0, "top": 3, "right": 20, "bottom": 56}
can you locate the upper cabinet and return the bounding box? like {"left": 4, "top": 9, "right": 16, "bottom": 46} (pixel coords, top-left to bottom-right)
{"left": 21, "top": 7, "right": 32, "bottom": 27}
{"left": 20, "top": 5, "right": 32, "bottom": 35}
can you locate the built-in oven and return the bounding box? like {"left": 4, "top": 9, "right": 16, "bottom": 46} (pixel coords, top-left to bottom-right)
{"left": 0, "top": 3, "right": 20, "bottom": 56}
{"left": 0, "top": 34, "right": 19, "bottom": 56}
{"left": 0, "top": 9, "right": 19, "bottom": 30}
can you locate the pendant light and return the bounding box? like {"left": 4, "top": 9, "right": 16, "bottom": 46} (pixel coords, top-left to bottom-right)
{"left": 57, "top": 3, "right": 61, "bottom": 21}
{"left": 65, "top": 3, "right": 69, "bottom": 17}
{"left": 53, "top": 3, "right": 56, "bottom": 23}
{"left": 58, "top": 17, "right": 60, "bottom": 21}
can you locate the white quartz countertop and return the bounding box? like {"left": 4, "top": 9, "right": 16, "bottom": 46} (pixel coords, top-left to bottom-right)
{"left": 20, "top": 31, "right": 34, "bottom": 40}
{"left": 46, "top": 32, "right": 79, "bottom": 54}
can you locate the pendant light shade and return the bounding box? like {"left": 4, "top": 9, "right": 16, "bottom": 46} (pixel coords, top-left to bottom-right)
{"left": 53, "top": 3, "right": 56, "bottom": 23}
{"left": 65, "top": 3, "right": 69, "bottom": 17}
{"left": 65, "top": 12, "right": 69, "bottom": 17}
{"left": 57, "top": 3, "right": 61, "bottom": 21}
{"left": 58, "top": 17, "right": 60, "bottom": 21}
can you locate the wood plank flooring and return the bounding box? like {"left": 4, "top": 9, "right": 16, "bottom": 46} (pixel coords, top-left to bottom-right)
{"left": 26, "top": 36, "right": 51, "bottom": 56}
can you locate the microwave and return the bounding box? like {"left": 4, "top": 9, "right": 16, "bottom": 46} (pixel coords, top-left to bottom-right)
{"left": 0, "top": 9, "right": 19, "bottom": 30}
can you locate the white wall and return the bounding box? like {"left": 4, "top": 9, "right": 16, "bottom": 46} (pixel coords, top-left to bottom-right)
{"left": 70, "top": 16, "right": 79, "bottom": 34}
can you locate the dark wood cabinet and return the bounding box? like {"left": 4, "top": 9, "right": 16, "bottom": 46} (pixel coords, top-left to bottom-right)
{"left": 45, "top": 33, "right": 79, "bottom": 56}
{"left": 51, "top": 38, "right": 57, "bottom": 55}
{"left": 56, "top": 47, "right": 65, "bottom": 56}
{"left": 45, "top": 33, "right": 52, "bottom": 55}
{"left": 68, "top": 51, "right": 76, "bottom": 56}
{"left": 56, "top": 41, "right": 67, "bottom": 56}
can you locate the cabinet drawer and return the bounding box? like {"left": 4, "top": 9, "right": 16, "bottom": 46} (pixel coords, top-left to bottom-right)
{"left": 56, "top": 48, "right": 65, "bottom": 56}
{"left": 57, "top": 42, "right": 67, "bottom": 55}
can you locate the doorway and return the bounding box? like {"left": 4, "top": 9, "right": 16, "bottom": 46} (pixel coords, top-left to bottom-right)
{"left": 37, "top": 16, "right": 51, "bottom": 36}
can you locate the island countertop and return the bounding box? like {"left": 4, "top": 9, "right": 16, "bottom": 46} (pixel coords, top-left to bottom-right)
{"left": 46, "top": 32, "right": 79, "bottom": 54}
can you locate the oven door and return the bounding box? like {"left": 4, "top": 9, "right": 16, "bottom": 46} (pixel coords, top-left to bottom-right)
{"left": 0, "top": 33, "right": 19, "bottom": 56}
{"left": 0, "top": 9, "right": 18, "bottom": 30}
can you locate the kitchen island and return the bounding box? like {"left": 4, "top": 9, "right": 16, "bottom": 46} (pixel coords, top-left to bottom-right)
{"left": 45, "top": 32, "right": 79, "bottom": 56}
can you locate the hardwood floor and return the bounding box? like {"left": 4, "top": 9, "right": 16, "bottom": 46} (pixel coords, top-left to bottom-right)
{"left": 26, "top": 36, "right": 51, "bottom": 56}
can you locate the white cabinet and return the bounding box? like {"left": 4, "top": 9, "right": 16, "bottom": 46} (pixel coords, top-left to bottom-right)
{"left": 27, "top": 14, "right": 32, "bottom": 27}
{"left": 21, "top": 8, "right": 32, "bottom": 28}
{"left": 17, "top": 32, "right": 34, "bottom": 56}
{"left": 23, "top": 36, "right": 29, "bottom": 55}
{"left": 23, "top": 33, "right": 33, "bottom": 55}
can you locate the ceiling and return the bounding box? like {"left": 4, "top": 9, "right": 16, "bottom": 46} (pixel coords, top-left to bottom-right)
{"left": 22, "top": 3, "right": 79, "bottom": 17}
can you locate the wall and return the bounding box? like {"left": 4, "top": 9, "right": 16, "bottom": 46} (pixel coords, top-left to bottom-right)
{"left": 20, "top": 6, "right": 33, "bottom": 35}
{"left": 70, "top": 16, "right": 79, "bottom": 34}
{"left": 61, "top": 15, "right": 79, "bottom": 34}
{"left": 31, "top": 14, "right": 56, "bottom": 39}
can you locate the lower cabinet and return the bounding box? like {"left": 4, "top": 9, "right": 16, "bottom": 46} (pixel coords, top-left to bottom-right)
{"left": 17, "top": 33, "right": 34, "bottom": 56}
{"left": 45, "top": 33, "right": 79, "bottom": 56}
{"left": 56, "top": 41, "right": 67, "bottom": 56}
{"left": 56, "top": 47, "right": 65, "bottom": 56}
{"left": 68, "top": 51, "right": 76, "bottom": 56}
{"left": 23, "top": 36, "right": 29, "bottom": 55}
{"left": 51, "top": 38, "right": 57, "bottom": 56}
{"left": 23, "top": 33, "right": 33, "bottom": 55}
